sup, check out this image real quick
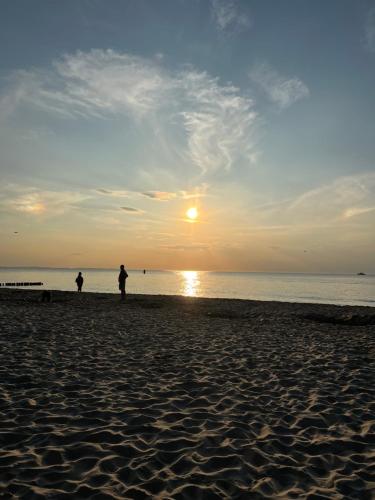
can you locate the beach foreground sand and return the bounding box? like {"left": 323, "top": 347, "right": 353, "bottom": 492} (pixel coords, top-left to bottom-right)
{"left": 0, "top": 289, "right": 374, "bottom": 499}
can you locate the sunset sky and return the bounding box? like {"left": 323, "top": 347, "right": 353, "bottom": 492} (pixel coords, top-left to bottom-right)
{"left": 1, "top": 0, "right": 375, "bottom": 272}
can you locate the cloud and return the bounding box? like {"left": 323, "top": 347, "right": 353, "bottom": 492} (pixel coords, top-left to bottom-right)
{"left": 343, "top": 206, "right": 375, "bottom": 218}
{"left": 0, "top": 70, "right": 42, "bottom": 122}
{"left": 287, "top": 173, "right": 375, "bottom": 224}
{"left": 96, "top": 188, "right": 112, "bottom": 195}
{"left": 249, "top": 62, "right": 309, "bottom": 109}
{"left": 141, "top": 191, "right": 177, "bottom": 201}
{"left": 0, "top": 185, "right": 88, "bottom": 216}
{"left": 180, "top": 70, "right": 258, "bottom": 173}
{"left": 120, "top": 206, "right": 144, "bottom": 214}
{"left": 96, "top": 188, "right": 131, "bottom": 197}
{"left": 141, "top": 185, "right": 209, "bottom": 201}
{"left": 180, "top": 183, "right": 209, "bottom": 199}
{"left": 0, "top": 184, "right": 149, "bottom": 221}
{"left": 365, "top": 7, "right": 375, "bottom": 52}
{"left": 210, "top": 0, "right": 251, "bottom": 32}
{"left": 0, "top": 50, "right": 172, "bottom": 121}
{"left": 96, "top": 185, "right": 209, "bottom": 202}
{"left": 54, "top": 50, "right": 174, "bottom": 118}
{"left": 0, "top": 50, "right": 259, "bottom": 177}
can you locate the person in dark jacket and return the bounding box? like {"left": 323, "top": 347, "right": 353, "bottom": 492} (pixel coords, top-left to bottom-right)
{"left": 75, "top": 272, "right": 84, "bottom": 292}
{"left": 118, "top": 265, "right": 128, "bottom": 301}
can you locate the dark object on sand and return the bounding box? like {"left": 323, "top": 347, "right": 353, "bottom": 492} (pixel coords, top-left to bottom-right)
{"left": 303, "top": 313, "right": 375, "bottom": 326}
{"left": 41, "top": 291, "right": 51, "bottom": 302}
{"left": 0, "top": 282, "right": 43, "bottom": 287}
{"left": 357, "top": 272, "right": 366, "bottom": 275}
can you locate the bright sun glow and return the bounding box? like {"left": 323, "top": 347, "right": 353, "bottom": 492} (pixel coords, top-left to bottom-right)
{"left": 186, "top": 207, "right": 198, "bottom": 220}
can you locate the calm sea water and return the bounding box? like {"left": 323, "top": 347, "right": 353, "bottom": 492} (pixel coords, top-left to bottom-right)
{"left": 0, "top": 268, "right": 374, "bottom": 307}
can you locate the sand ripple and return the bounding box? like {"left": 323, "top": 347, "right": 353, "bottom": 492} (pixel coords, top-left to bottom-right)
{"left": 0, "top": 290, "right": 374, "bottom": 498}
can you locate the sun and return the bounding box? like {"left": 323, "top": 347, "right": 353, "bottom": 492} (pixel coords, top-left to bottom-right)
{"left": 186, "top": 207, "right": 198, "bottom": 220}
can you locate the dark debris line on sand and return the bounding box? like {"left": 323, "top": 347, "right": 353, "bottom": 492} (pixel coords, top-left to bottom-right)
{"left": 0, "top": 289, "right": 374, "bottom": 499}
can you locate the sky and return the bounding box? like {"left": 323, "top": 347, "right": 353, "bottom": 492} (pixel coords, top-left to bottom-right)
{"left": 1, "top": 0, "right": 375, "bottom": 272}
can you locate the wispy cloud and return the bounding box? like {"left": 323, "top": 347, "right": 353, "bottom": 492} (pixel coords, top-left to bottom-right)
{"left": 0, "top": 184, "right": 148, "bottom": 220}
{"left": 0, "top": 185, "right": 88, "bottom": 216}
{"left": 0, "top": 50, "right": 259, "bottom": 177}
{"left": 120, "top": 206, "right": 144, "bottom": 214}
{"left": 180, "top": 184, "right": 209, "bottom": 199}
{"left": 249, "top": 62, "right": 309, "bottom": 109}
{"left": 96, "top": 188, "right": 113, "bottom": 195}
{"left": 55, "top": 50, "right": 174, "bottom": 118}
{"left": 210, "top": 0, "right": 251, "bottom": 32}
{"left": 181, "top": 70, "right": 258, "bottom": 173}
{"left": 141, "top": 188, "right": 207, "bottom": 201}
{"left": 287, "top": 173, "right": 375, "bottom": 223}
{"left": 97, "top": 185, "right": 209, "bottom": 201}
{"left": 0, "top": 50, "right": 172, "bottom": 121}
{"left": 0, "top": 71, "right": 42, "bottom": 122}
{"left": 343, "top": 206, "right": 375, "bottom": 218}
{"left": 96, "top": 188, "right": 131, "bottom": 197}
{"left": 365, "top": 6, "right": 375, "bottom": 52}
{"left": 141, "top": 191, "right": 177, "bottom": 201}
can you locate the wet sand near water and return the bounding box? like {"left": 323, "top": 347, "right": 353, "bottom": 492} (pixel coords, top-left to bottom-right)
{"left": 0, "top": 289, "right": 374, "bottom": 499}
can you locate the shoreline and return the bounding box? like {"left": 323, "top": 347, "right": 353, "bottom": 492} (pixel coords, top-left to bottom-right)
{"left": 0, "top": 289, "right": 374, "bottom": 498}
{"left": 1, "top": 287, "right": 375, "bottom": 311}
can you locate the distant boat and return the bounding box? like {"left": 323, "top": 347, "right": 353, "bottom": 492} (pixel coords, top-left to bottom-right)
{"left": 357, "top": 272, "right": 366, "bottom": 276}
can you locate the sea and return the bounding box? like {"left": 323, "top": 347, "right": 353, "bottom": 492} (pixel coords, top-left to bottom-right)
{"left": 0, "top": 268, "right": 374, "bottom": 307}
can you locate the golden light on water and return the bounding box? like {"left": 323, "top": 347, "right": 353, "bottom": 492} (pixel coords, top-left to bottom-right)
{"left": 186, "top": 207, "right": 198, "bottom": 220}
{"left": 180, "top": 270, "right": 200, "bottom": 297}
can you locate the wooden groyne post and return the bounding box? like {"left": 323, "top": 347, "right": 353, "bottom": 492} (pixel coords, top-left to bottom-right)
{"left": 0, "top": 282, "right": 43, "bottom": 287}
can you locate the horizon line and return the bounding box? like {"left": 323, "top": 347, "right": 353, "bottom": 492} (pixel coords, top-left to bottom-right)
{"left": 0, "top": 266, "right": 372, "bottom": 276}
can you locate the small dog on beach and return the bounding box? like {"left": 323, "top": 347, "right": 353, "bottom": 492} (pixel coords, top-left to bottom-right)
{"left": 41, "top": 290, "right": 51, "bottom": 302}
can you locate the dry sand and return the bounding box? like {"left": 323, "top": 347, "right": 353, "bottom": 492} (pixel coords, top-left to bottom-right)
{"left": 0, "top": 289, "right": 374, "bottom": 499}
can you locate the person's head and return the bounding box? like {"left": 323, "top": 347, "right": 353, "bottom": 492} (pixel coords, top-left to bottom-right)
{"left": 120, "top": 264, "right": 124, "bottom": 270}
{"left": 78, "top": 272, "right": 82, "bottom": 276}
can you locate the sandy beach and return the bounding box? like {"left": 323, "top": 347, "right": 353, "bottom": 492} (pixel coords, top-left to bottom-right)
{"left": 0, "top": 289, "right": 374, "bottom": 499}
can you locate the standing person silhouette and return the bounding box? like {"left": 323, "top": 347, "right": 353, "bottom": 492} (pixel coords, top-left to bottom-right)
{"left": 118, "top": 265, "right": 128, "bottom": 301}
{"left": 75, "top": 272, "right": 84, "bottom": 292}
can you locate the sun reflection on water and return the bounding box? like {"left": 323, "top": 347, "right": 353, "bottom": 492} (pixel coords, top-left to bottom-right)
{"left": 179, "top": 270, "right": 201, "bottom": 297}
